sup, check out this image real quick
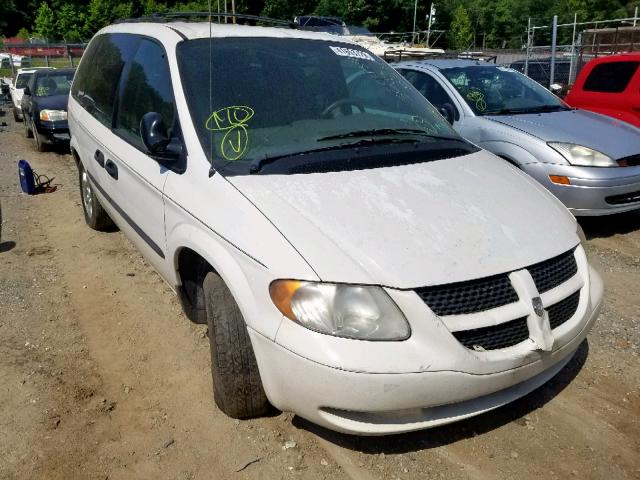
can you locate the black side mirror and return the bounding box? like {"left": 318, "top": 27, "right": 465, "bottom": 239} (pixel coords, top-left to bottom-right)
{"left": 438, "top": 103, "right": 456, "bottom": 124}
{"left": 141, "top": 112, "right": 171, "bottom": 153}
{"left": 23, "top": 85, "right": 30, "bottom": 96}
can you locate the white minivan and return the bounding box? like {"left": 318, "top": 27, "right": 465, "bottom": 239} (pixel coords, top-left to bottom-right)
{"left": 68, "top": 16, "right": 603, "bottom": 435}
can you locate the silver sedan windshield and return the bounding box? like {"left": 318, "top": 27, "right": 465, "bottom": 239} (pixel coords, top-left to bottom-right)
{"left": 441, "top": 66, "right": 569, "bottom": 116}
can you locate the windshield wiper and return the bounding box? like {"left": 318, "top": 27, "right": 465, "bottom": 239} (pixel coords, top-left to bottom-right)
{"left": 317, "top": 128, "right": 461, "bottom": 142}
{"left": 249, "top": 137, "right": 419, "bottom": 174}
{"left": 488, "top": 105, "right": 571, "bottom": 115}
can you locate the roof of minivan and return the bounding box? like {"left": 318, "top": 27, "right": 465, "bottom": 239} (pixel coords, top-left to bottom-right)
{"left": 102, "top": 21, "right": 356, "bottom": 44}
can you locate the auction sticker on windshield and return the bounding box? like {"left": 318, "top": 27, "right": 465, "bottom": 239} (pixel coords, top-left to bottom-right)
{"left": 330, "top": 46, "right": 374, "bottom": 61}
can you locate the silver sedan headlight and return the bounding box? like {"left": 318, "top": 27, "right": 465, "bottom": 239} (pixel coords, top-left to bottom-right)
{"left": 269, "top": 280, "right": 410, "bottom": 340}
{"left": 548, "top": 142, "right": 617, "bottom": 167}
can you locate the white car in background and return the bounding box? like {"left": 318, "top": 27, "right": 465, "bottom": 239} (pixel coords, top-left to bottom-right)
{"left": 69, "top": 17, "right": 602, "bottom": 435}
{"left": 9, "top": 67, "right": 54, "bottom": 122}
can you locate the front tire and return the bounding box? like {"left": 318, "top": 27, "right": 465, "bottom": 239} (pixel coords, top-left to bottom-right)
{"left": 34, "top": 130, "right": 46, "bottom": 152}
{"left": 203, "top": 271, "right": 270, "bottom": 419}
{"left": 78, "top": 162, "right": 114, "bottom": 231}
{"left": 13, "top": 107, "right": 21, "bottom": 122}
{"left": 23, "top": 115, "right": 32, "bottom": 138}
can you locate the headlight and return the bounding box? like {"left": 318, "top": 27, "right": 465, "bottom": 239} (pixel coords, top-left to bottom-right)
{"left": 548, "top": 142, "right": 616, "bottom": 167}
{"left": 39, "top": 109, "right": 67, "bottom": 122}
{"left": 269, "top": 280, "right": 410, "bottom": 341}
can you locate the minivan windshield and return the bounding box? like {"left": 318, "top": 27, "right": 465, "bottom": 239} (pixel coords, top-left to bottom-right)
{"left": 441, "top": 65, "right": 570, "bottom": 116}
{"left": 177, "top": 37, "right": 470, "bottom": 175}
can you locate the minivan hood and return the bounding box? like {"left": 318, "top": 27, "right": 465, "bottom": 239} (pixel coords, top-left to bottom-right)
{"left": 486, "top": 109, "right": 640, "bottom": 159}
{"left": 230, "top": 151, "right": 578, "bottom": 288}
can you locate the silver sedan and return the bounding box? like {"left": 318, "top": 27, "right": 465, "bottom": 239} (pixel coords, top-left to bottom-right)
{"left": 395, "top": 59, "right": 640, "bottom": 216}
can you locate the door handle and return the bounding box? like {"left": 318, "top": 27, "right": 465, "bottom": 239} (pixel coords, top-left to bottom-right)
{"left": 104, "top": 159, "right": 118, "bottom": 180}
{"left": 94, "top": 149, "right": 105, "bottom": 167}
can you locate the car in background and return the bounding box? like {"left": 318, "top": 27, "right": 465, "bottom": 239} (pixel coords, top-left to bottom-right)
{"left": 9, "top": 67, "right": 54, "bottom": 122}
{"left": 396, "top": 59, "right": 640, "bottom": 216}
{"left": 0, "top": 53, "right": 31, "bottom": 69}
{"left": 21, "top": 68, "right": 75, "bottom": 152}
{"left": 565, "top": 53, "right": 640, "bottom": 128}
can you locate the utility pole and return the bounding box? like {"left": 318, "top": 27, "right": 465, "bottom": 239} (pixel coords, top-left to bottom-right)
{"left": 426, "top": 3, "right": 435, "bottom": 48}
{"left": 525, "top": 17, "right": 531, "bottom": 76}
{"left": 550, "top": 15, "right": 558, "bottom": 88}
{"left": 635, "top": 6, "right": 638, "bottom": 26}
{"left": 412, "top": 0, "right": 418, "bottom": 45}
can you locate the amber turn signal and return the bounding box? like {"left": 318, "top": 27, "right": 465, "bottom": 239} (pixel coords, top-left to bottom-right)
{"left": 549, "top": 175, "right": 571, "bottom": 185}
{"left": 269, "top": 280, "right": 302, "bottom": 320}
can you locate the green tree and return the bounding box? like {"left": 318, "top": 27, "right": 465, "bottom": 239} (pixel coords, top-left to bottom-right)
{"left": 34, "top": 2, "right": 56, "bottom": 41}
{"left": 16, "top": 27, "right": 31, "bottom": 40}
{"left": 57, "top": 4, "right": 89, "bottom": 41}
{"left": 86, "top": 0, "right": 133, "bottom": 34}
{"left": 262, "top": 0, "right": 319, "bottom": 19}
{"left": 448, "top": 4, "right": 473, "bottom": 49}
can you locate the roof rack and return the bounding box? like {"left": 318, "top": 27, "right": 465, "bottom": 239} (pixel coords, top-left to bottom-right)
{"left": 115, "top": 12, "right": 295, "bottom": 28}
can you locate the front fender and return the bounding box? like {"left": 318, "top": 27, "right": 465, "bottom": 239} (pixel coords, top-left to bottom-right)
{"left": 166, "top": 215, "right": 302, "bottom": 340}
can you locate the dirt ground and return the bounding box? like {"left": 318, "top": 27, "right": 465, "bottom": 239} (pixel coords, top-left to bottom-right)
{"left": 0, "top": 102, "right": 638, "bottom": 480}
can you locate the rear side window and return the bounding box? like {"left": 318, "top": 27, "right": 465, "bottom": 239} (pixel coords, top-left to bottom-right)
{"left": 583, "top": 61, "right": 639, "bottom": 93}
{"left": 115, "top": 39, "right": 176, "bottom": 148}
{"left": 71, "top": 33, "right": 139, "bottom": 126}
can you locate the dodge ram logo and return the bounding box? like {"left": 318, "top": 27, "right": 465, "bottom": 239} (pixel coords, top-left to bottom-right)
{"left": 532, "top": 296, "right": 544, "bottom": 317}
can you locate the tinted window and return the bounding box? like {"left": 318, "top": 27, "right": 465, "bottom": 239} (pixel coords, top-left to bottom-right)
{"left": 583, "top": 61, "right": 639, "bottom": 93}
{"left": 16, "top": 73, "right": 33, "bottom": 89}
{"left": 71, "top": 33, "right": 139, "bottom": 126}
{"left": 34, "top": 70, "right": 75, "bottom": 97}
{"left": 115, "top": 39, "right": 176, "bottom": 147}
{"left": 400, "top": 70, "right": 457, "bottom": 112}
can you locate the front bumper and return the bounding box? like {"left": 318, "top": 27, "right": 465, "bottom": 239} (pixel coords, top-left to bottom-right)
{"left": 250, "top": 263, "right": 602, "bottom": 435}
{"left": 35, "top": 120, "right": 70, "bottom": 144}
{"left": 524, "top": 163, "right": 640, "bottom": 216}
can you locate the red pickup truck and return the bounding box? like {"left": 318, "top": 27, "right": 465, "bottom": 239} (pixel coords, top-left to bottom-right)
{"left": 565, "top": 53, "right": 640, "bottom": 128}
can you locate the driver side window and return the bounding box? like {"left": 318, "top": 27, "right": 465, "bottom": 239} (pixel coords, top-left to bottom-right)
{"left": 115, "top": 39, "right": 176, "bottom": 149}
{"left": 400, "top": 69, "right": 459, "bottom": 121}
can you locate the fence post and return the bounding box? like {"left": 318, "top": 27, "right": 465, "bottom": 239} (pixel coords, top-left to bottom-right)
{"left": 569, "top": 13, "right": 578, "bottom": 85}
{"left": 524, "top": 17, "right": 531, "bottom": 76}
{"left": 550, "top": 15, "right": 557, "bottom": 88}
{"left": 45, "top": 55, "right": 49, "bottom": 67}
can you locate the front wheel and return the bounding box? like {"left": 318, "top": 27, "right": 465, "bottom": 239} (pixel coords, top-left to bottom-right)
{"left": 203, "top": 271, "right": 270, "bottom": 419}
{"left": 13, "top": 107, "right": 21, "bottom": 122}
{"left": 23, "top": 116, "right": 32, "bottom": 138}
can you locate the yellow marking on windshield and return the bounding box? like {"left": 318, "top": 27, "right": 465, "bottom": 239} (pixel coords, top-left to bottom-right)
{"left": 205, "top": 106, "right": 255, "bottom": 161}
{"left": 466, "top": 90, "right": 487, "bottom": 112}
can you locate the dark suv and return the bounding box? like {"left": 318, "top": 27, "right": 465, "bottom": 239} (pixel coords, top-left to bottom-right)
{"left": 21, "top": 68, "right": 76, "bottom": 151}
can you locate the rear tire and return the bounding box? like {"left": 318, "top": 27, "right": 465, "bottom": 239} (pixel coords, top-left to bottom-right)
{"left": 78, "top": 162, "right": 114, "bottom": 231}
{"left": 203, "top": 271, "right": 270, "bottom": 419}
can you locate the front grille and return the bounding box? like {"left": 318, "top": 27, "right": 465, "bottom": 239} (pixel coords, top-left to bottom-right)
{"left": 605, "top": 190, "right": 640, "bottom": 205}
{"left": 548, "top": 290, "right": 580, "bottom": 329}
{"left": 414, "top": 274, "right": 518, "bottom": 316}
{"left": 528, "top": 249, "right": 577, "bottom": 293}
{"left": 453, "top": 291, "right": 581, "bottom": 351}
{"left": 452, "top": 317, "right": 529, "bottom": 351}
